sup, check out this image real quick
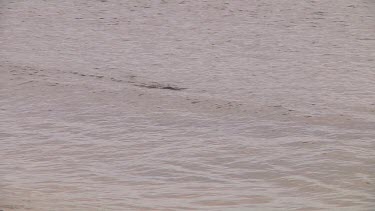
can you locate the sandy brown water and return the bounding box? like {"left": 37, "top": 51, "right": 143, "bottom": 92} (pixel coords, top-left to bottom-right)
{"left": 1, "top": 0, "right": 375, "bottom": 210}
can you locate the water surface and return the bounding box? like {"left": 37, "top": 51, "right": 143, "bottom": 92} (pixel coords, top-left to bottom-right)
{"left": 1, "top": 0, "right": 374, "bottom": 210}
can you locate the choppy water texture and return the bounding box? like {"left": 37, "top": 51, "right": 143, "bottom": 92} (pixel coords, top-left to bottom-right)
{"left": 1, "top": 0, "right": 375, "bottom": 210}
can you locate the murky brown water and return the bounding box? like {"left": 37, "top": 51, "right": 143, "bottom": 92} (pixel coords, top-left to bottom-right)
{"left": 1, "top": 0, "right": 375, "bottom": 210}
